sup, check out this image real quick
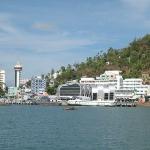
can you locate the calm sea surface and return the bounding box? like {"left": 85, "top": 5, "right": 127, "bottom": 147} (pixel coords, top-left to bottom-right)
{"left": 0, "top": 105, "right": 150, "bottom": 150}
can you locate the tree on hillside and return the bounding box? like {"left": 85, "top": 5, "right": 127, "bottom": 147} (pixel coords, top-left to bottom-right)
{"left": 45, "top": 34, "right": 150, "bottom": 90}
{"left": 0, "top": 87, "right": 5, "bottom": 96}
{"left": 26, "top": 80, "right": 31, "bottom": 88}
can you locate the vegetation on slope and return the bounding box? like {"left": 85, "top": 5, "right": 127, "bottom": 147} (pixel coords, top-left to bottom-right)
{"left": 46, "top": 34, "right": 150, "bottom": 94}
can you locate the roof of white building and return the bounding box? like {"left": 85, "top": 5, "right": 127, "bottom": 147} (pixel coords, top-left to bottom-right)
{"left": 80, "top": 77, "right": 95, "bottom": 81}
{"left": 105, "top": 70, "right": 122, "bottom": 75}
{"left": 0, "top": 70, "right": 5, "bottom": 73}
{"left": 124, "top": 78, "right": 143, "bottom": 82}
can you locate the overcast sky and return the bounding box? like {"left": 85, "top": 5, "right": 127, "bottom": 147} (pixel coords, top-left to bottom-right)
{"left": 0, "top": 0, "right": 150, "bottom": 85}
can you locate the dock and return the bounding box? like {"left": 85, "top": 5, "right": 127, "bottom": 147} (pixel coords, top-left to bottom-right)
{"left": 115, "top": 98, "right": 136, "bottom": 107}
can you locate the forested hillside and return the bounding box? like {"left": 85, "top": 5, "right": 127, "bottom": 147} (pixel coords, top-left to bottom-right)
{"left": 46, "top": 34, "right": 150, "bottom": 94}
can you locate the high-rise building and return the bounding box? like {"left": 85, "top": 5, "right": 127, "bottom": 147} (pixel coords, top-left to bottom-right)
{"left": 14, "top": 62, "right": 22, "bottom": 88}
{"left": 0, "top": 70, "right": 5, "bottom": 90}
{"left": 31, "top": 76, "right": 46, "bottom": 94}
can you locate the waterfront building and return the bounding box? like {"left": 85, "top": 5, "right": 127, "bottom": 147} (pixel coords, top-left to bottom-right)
{"left": 31, "top": 76, "right": 46, "bottom": 94}
{"left": 79, "top": 71, "right": 123, "bottom": 100}
{"left": 58, "top": 70, "right": 149, "bottom": 100}
{"left": 58, "top": 69, "right": 150, "bottom": 100}
{"left": 92, "top": 84, "right": 116, "bottom": 100}
{"left": 7, "top": 87, "right": 18, "bottom": 97}
{"left": 115, "top": 89, "right": 135, "bottom": 99}
{"left": 80, "top": 70, "right": 150, "bottom": 99}
{"left": 123, "top": 78, "right": 149, "bottom": 96}
{"left": 57, "top": 82, "right": 80, "bottom": 97}
{"left": 57, "top": 81, "right": 92, "bottom": 98}
{"left": 14, "top": 62, "right": 22, "bottom": 88}
{"left": 0, "top": 70, "right": 5, "bottom": 90}
{"left": 80, "top": 70, "right": 123, "bottom": 90}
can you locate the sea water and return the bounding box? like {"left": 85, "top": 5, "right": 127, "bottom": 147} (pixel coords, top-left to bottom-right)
{"left": 0, "top": 105, "right": 150, "bottom": 150}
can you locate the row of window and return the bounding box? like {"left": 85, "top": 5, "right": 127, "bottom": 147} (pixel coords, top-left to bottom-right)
{"left": 92, "top": 93, "right": 114, "bottom": 100}
{"left": 104, "top": 93, "right": 114, "bottom": 100}
{"left": 123, "top": 86, "right": 148, "bottom": 89}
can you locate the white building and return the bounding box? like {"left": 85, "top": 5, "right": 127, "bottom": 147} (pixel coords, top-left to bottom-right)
{"left": 31, "top": 76, "right": 46, "bottom": 94}
{"left": 20, "top": 79, "right": 29, "bottom": 85}
{"left": 14, "top": 62, "right": 22, "bottom": 88}
{"left": 80, "top": 70, "right": 123, "bottom": 89}
{"left": 123, "top": 78, "right": 149, "bottom": 96}
{"left": 80, "top": 70, "right": 150, "bottom": 99}
{"left": 92, "top": 84, "right": 116, "bottom": 100}
{"left": 0, "top": 70, "right": 5, "bottom": 90}
{"left": 80, "top": 71, "right": 123, "bottom": 100}
{"left": 7, "top": 87, "right": 18, "bottom": 97}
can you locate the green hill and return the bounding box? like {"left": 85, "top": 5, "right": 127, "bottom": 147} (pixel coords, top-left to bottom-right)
{"left": 46, "top": 34, "right": 150, "bottom": 94}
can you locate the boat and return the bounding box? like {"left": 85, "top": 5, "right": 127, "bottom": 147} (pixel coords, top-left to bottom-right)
{"left": 67, "top": 100, "right": 116, "bottom": 106}
{"left": 67, "top": 97, "right": 116, "bottom": 106}
{"left": 64, "top": 106, "right": 76, "bottom": 110}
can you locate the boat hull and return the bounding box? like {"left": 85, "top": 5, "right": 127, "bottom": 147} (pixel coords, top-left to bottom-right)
{"left": 67, "top": 100, "right": 115, "bottom": 106}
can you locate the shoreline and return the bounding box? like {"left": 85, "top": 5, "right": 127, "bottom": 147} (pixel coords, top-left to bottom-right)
{"left": 136, "top": 102, "right": 150, "bottom": 107}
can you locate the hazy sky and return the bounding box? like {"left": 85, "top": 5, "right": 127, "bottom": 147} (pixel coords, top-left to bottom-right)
{"left": 0, "top": 0, "right": 150, "bottom": 85}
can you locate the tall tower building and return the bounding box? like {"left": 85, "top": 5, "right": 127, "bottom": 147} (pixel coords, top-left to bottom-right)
{"left": 0, "top": 70, "right": 5, "bottom": 90}
{"left": 14, "top": 62, "right": 22, "bottom": 88}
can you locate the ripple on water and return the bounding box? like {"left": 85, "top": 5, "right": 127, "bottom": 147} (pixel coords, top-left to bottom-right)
{"left": 0, "top": 106, "right": 150, "bottom": 150}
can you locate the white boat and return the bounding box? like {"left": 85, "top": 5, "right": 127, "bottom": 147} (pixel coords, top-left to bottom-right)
{"left": 67, "top": 97, "right": 115, "bottom": 106}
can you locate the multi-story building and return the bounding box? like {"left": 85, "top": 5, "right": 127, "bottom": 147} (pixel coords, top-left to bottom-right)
{"left": 57, "top": 70, "right": 149, "bottom": 100}
{"left": 0, "top": 70, "right": 5, "bottom": 90}
{"left": 7, "top": 87, "right": 18, "bottom": 97}
{"left": 31, "top": 76, "right": 46, "bottom": 94}
{"left": 123, "top": 78, "right": 149, "bottom": 96}
{"left": 14, "top": 62, "right": 22, "bottom": 88}
{"left": 80, "top": 70, "right": 150, "bottom": 99}
{"left": 80, "top": 70, "right": 123, "bottom": 90}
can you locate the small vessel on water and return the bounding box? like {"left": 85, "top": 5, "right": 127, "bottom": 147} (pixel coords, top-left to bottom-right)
{"left": 67, "top": 98, "right": 116, "bottom": 106}
{"left": 66, "top": 95, "right": 115, "bottom": 106}
{"left": 64, "top": 106, "right": 76, "bottom": 110}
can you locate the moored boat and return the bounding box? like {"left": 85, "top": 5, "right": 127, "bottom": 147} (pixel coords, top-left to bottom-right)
{"left": 67, "top": 97, "right": 115, "bottom": 106}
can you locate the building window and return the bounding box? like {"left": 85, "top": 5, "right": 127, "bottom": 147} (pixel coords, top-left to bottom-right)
{"left": 104, "top": 93, "right": 109, "bottom": 100}
{"left": 59, "top": 84, "right": 80, "bottom": 96}
{"left": 109, "top": 93, "right": 114, "bottom": 100}
{"left": 93, "top": 93, "right": 97, "bottom": 100}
